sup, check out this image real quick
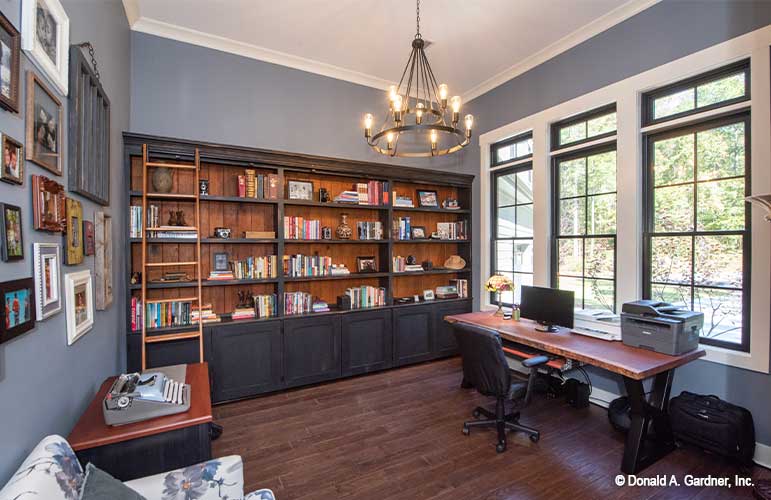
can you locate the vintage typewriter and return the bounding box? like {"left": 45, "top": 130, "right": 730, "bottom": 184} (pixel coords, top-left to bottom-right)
{"left": 102, "top": 371, "right": 190, "bottom": 426}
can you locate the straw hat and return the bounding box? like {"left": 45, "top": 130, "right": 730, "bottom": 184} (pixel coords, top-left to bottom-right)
{"left": 444, "top": 255, "right": 466, "bottom": 270}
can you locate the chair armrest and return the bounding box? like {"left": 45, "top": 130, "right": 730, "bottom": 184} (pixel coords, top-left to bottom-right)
{"left": 123, "top": 455, "right": 244, "bottom": 500}
{"left": 522, "top": 355, "right": 550, "bottom": 368}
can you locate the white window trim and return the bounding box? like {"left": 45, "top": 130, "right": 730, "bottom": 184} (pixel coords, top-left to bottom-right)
{"left": 479, "top": 25, "right": 771, "bottom": 373}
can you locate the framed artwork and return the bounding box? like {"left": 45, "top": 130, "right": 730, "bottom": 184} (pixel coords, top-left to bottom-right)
{"left": 410, "top": 226, "right": 427, "bottom": 239}
{"left": 356, "top": 256, "right": 377, "bottom": 273}
{"left": 64, "top": 269, "right": 93, "bottom": 345}
{"left": 0, "top": 277, "right": 36, "bottom": 344}
{"left": 32, "top": 174, "right": 65, "bottom": 231}
{"left": 213, "top": 252, "right": 229, "bottom": 272}
{"left": 417, "top": 190, "right": 438, "bottom": 207}
{"left": 287, "top": 180, "right": 313, "bottom": 200}
{"left": 0, "top": 11, "right": 20, "bottom": 113}
{"left": 423, "top": 289, "right": 435, "bottom": 301}
{"left": 0, "top": 134, "right": 23, "bottom": 184}
{"left": 64, "top": 197, "right": 82, "bottom": 265}
{"left": 33, "top": 242, "right": 61, "bottom": 320}
{"left": 83, "top": 220, "right": 94, "bottom": 256}
{"left": 94, "top": 212, "right": 112, "bottom": 310}
{"left": 0, "top": 203, "right": 23, "bottom": 261}
{"left": 21, "top": 0, "right": 69, "bottom": 95}
{"left": 68, "top": 45, "right": 110, "bottom": 205}
{"left": 26, "top": 71, "right": 62, "bottom": 175}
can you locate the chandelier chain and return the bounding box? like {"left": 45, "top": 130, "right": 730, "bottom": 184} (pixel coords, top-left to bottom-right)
{"left": 416, "top": 0, "right": 420, "bottom": 37}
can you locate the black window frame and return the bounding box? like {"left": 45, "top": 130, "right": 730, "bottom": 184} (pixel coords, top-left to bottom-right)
{"left": 490, "top": 131, "right": 533, "bottom": 167}
{"left": 642, "top": 112, "right": 751, "bottom": 352}
{"left": 551, "top": 103, "right": 617, "bottom": 151}
{"left": 642, "top": 59, "right": 750, "bottom": 127}
{"left": 550, "top": 142, "right": 618, "bottom": 312}
{"left": 491, "top": 162, "right": 534, "bottom": 306}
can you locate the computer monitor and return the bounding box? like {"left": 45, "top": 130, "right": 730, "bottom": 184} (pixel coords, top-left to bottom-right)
{"left": 519, "top": 285, "right": 575, "bottom": 332}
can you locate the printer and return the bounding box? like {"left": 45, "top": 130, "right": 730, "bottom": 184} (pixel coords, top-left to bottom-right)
{"left": 620, "top": 300, "right": 703, "bottom": 355}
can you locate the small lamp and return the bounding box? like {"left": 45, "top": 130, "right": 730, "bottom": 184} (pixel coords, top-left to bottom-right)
{"left": 485, "top": 274, "right": 513, "bottom": 317}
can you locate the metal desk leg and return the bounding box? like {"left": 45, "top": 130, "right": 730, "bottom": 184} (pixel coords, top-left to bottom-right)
{"left": 621, "top": 369, "right": 675, "bottom": 474}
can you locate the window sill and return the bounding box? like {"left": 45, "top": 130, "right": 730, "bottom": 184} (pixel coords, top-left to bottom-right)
{"left": 701, "top": 343, "right": 769, "bottom": 374}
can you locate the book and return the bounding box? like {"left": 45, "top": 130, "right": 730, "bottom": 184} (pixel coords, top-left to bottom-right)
{"left": 268, "top": 174, "right": 279, "bottom": 199}
{"left": 244, "top": 231, "right": 276, "bottom": 239}
{"left": 238, "top": 175, "right": 246, "bottom": 197}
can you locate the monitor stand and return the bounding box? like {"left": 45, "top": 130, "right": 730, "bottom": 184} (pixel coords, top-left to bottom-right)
{"left": 535, "top": 323, "right": 560, "bottom": 333}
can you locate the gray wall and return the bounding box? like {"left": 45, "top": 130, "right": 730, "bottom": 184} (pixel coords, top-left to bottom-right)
{"left": 0, "top": 0, "right": 130, "bottom": 482}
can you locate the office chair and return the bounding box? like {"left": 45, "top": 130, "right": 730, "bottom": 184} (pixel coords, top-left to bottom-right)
{"left": 453, "top": 322, "right": 549, "bottom": 453}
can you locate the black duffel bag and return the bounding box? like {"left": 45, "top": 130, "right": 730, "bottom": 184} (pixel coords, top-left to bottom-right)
{"left": 669, "top": 391, "right": 755, "bottom": 465}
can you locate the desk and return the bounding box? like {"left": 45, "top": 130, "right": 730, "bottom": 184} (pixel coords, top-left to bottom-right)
{"left": 68, "top": 362, "right": 213, "bottom": 481}
{"left": 445, "top": 312, "right": 705, "bottom": 474}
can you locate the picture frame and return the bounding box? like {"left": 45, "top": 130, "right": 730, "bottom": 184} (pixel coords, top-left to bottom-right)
{"left": 64, "top": 270, "right": 93, "bottom": 345}
{"left": 0, "top": 11, "right": 21, "bottom": 113}
{"left": 213, "top": 252, "right": 229, "bottom": 272}
{"left": 0, "top": 133, "right": 23, "bottom": 184}
{"left": 356, "top": 256, "right": 377, "bottom": 273}
{"left": 94, "top": 211, "right": 112, "bottom": 310}
{"left": 0, "top": 203, "right": 23, "bottom": 261}
{"left": 410, "top": 226, "right": 427, "bottom": 239}
{"left": 0, "top": 277, "right": 36, "bottom": 344}
{"left": 21, "top": 0, "right": 69, "bottom": 95}
{"left": 26, "top": 71, "right": 63, "bottom": 175}
{"left": 423, "top": 289, "right": 435, "bottom": 301}
{"left": 31, "top": 174, "right": 65, "bottom": 231}
{"left": 287, "top": 180, "right": 314, "bottom": 201}
{"left": 83, "top": 220, "right": 94, "bottom": 256}
{"left": 63, "top": 197, "right": 82, "bottom": 265}
{"left": 417, "top": 190, "right": 439, "bottom": 207}
{"left": 33, "top": 242, "right": 61, "bottom": 320}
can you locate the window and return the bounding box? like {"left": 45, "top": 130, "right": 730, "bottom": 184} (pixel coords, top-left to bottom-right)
{"left": 491, "top": 131, "right": 533, "bottom": 167}
{"left": 643, "top": 113, "right": 750, "bottom": 351}
{"left": 552, "top": 104, "right": 617, "bottom": 150}
{"left": 552, "top": 143, "right": 617, "bottom": 312}
{"left": 492, "top": 163, "right": 534, "bottom": 305}
{"left": 642, "top": 60, "right": 749, "bottom": 126}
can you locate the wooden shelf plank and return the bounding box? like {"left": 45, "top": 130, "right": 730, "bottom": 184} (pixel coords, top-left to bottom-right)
{"left": 283, "top": 272, "right": 389, "bottom": 282}
{"left": 131, "top": 238, "right": 278, "bottom": 244}
{"left": 284, "top": 239, "right": 388, "bottom": 244}
{"left": 392, "top": 206, "right": 470, "bottom": 214}
{"left": 146, "top": 161, "right": 197, "bottom": 170}
{"left": 201, "top": 195, "right": 279, "bottom": 204}
{"left": 393, "top": 239, "right": 471, "bottom": 244}
{"left": 145, "top": 296, "right": 199, "bottom": 304}
{"left": 202, "top": 278, "right": 279, "bottom": 286}
{"left": 145, "top": 331, "right": 202, "bottom": 343}
{"left": 284, "top": 199, "right": 389, "bottom": 210}
{"left": 144, "top": 192, "right": 197, "bottom": 200}
{"left": 393, "top": 268, "right": 472, "bottom": 276}
{"left": 145, "top": 261, "right": 198, "bottom": 267}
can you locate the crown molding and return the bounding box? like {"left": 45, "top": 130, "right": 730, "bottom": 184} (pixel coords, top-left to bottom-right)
{"left": 462, "top": 0, "right": 662, "bottom": 102}
{"left": 122, "top": 0, "right": 140, "bottom": 26}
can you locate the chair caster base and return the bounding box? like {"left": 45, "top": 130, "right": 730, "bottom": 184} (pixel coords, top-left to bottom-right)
{"left": 462, "top": 426, "right": 470, "bottom": 436}
{"left": 529, "top": 433, "right": 540, "bottom": 443}
{"left": 496, "top": 442, "right": 506, "bottom": 453}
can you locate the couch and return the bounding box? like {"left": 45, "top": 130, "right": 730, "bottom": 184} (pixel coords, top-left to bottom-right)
{"left": 0, "top": 435, "right": 275, "bottom": 500}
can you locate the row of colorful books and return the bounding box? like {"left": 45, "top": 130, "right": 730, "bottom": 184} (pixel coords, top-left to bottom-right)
{"left": 345, "top": 286, "right": 386, "bottom": 309}
{"left": 130, "top": 298, "right": 194, "bottom": 331}
{"left": 283, "top": 254, "right": 333, "bottom": 277}
{"left": 354, "top": 181, "right": 389, "bottom": 205}
{"left": 240, "top": 170, "right": 280, "bottom": 199}
{"left": 231, "top": 255, "right": 278, "bottom": 279}
{"left": 284, "top": 291, "right": 314, "bottom": 315}
{"left": 394, "top": 217, "right": 413, "bottom": 240}
{"left": 356, "top": 221, "right": 384, "bottom": 240}
{"left": 449, "top": 279, "right": 469, "bottom": 299}
{"left": 284, "top": 216, "right": 321, "bottom": 240}
{"left": 129, "top": 205, "right": 197, "bottom": 239}
{"left": 436, "top": 221, "right": 468, "bottom": 240}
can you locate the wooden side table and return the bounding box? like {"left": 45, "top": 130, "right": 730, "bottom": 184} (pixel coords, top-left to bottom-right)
{"left": 68, "top": 363, "right": 213, "bottom": 481}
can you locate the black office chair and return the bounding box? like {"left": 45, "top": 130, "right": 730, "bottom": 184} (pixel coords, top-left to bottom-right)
{"left": 453, "top": 322, "right": 549, "bottom": 453}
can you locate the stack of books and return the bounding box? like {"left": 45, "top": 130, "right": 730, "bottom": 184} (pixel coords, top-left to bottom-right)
{"left": 394, "top": 217, "right": 412, "bottom": 240}
{"left": 283, "top": 254, "right": 334, "bottom": 277}
{"left": 329, "top": 264, "right": 350, "bottom": 276}
{"left": 449, "top": 279, "right": 469, "bottom": 298}
{"left": 232, "top": 255, "right": 278, "bottom": 279}
{"left": 191, "top": 304, "right": 220, "bottom": 324}
{"left": 312, "top": 300, "right": 330, "bottom": 313}
{"left": 436, "top": 285, "right": 459, "bottom": 299}
{"left": 238, "top": 171, "right": 280, "bottom": 199}
{"left": 254, "top": 294, "right": 277, "bottom": 318}
{"left": 207, "top": 270, "right": 235, "bottom": 281}
{"left": 393, "top": 256, "right": 423, "bottom": 272}
{"left": 333, "top": 190, "right": 359, "bottom": 203}
{"left": 393, "top": 194, "right": 415, "bottom": 208}
{"left": 436, "top": 221, "right": 468, "bottom": 240}
{"left": 355, "top": 181, "right": 389, "bottom": 205}
{"left": 345, "top": 286, "right": 386, "bottom": 309}
{"left": 284, "top": 216, "right": 321, "bottom": 239}
{"left": 284, "top": 291, "right": 313, "bottom": 315}
{"left": 232, "top": 306, "right": 255, "bottom": 321}
{"left": 144, "top": 300, "right": 193, "bottom": 329}
{"left": 357, "top": 221, "right": 383, "bottom": 240}
{"left": 130, "top": 297, "right": 143, "bottom": 331}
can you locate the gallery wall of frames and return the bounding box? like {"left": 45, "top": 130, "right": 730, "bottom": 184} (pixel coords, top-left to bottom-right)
{"left": 0, "top": 0, "right": 112, "bottom": 348}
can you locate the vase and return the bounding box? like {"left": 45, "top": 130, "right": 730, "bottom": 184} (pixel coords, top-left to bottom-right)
{"left": 151, "top": 167, "right": 173, "bottom": 193}
{"left": 336, "top": 213, "right": 352, "bottom": 239}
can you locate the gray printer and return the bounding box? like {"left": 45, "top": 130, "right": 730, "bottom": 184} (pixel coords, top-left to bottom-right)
{"left": 620, "top": 300, "right": 703, "bottom": 355}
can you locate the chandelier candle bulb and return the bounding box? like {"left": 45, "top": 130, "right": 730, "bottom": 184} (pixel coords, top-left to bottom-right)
{"left": 464, "top": 114, "right": 474, "bottom": 137}
{"left": 364, "top": 113, "right": 373, "bottom": 138}
{"left": 416, "top": 102, "right": 424, "bottom": 124}
{"left": 430, "top": 130, "right": 438, "bottom": 152}
{"left": 438, "top": 83, "right": 448, "bottom": 106}
{"left": 386, "top": 131, "right": 395, "bottom": 150}
{"left": 450, "top": 96, "right": 462, "bottom": 124}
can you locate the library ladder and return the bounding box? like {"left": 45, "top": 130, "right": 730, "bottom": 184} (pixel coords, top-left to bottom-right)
{"left": 140, "top": 144, "right": 204, "bottom": 370}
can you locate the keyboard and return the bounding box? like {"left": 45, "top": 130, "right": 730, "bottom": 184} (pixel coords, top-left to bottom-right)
{"left": 571, "top": 326, "right": 621, "bottom": 342}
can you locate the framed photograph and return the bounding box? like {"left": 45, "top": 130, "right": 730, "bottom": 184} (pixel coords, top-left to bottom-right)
{"left": 63, "top": 197, "right": 82, "bottom": 265}
{"left": 0, "top": 134, "right": 23, "bottom": 184}
{"left": 94, "top": 212, "right": 112, "bottom": 310}
{"left": 83, "top": 220, "right": 94, "bottom": 256}
{"left": 0, "top": 277, "right": 36, "bottom": 344}
{"left": 32, "top": 174, "right": 65, "bottom": 231}
{"left": 33, "top": 242, "right": 61, "bottom": 320}
{"left": 26, "top": 71, "right": 62, "bottom": 175}
{"left": 0, "top": 11, "right": 20, "bottom": 113}
{"left": 21, "top": 0, "right": 69, "bottom": 95}
{"left": 64, "top": 270, "right": 93, "bottom": 345}
{"left": 0, "top": 203, "right": 23, "bottom": 261}
{"left": 423, "top": 289, "right": 435, "bottom": 301}
{"left": 417, "top": 190, "right": 438, "bottom": 207}
{"left": 213, "top": 252, "right": 229, "bottom": 272}
{"left": 356, "top": 256, "right": 377, "bottom": 273}
{"left": 287, "top": 180, "right": 313, "bottom": 200}
{"left": 410, "top": 226, "right": 427, "bottom": 239}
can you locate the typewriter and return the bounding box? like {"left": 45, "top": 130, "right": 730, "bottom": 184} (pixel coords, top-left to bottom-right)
{"left": 103, "top": 371, "right": 191, "bottom": 426}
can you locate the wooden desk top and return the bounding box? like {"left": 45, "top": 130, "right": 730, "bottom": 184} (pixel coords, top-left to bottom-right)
{"left": 445, "top": 312, "right": 705, "bottom": 380}
{"left": 68, "top": 363, "right": 212, "bottom": 451}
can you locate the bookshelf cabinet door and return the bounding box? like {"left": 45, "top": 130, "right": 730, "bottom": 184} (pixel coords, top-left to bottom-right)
{"left": 432, "top": 300, "right": 472, "bottom": 357}
{"left": 284, "top": 316, "right": 341, "bottom": 388}
{"left": 394, "top": 304, "right": 434, "bottom": 366}
{"left": 341, "top": 309, "right": 393, "bottom": 376}
{"left": 209, "top": 321, "right": 283, "bottom": 403}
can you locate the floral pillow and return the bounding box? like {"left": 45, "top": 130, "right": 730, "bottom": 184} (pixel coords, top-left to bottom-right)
{"left": 0, "top": 435, "right": 84, "bottom": 500}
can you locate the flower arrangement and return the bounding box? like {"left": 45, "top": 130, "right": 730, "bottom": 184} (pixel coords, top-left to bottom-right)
{"left": 486, "top": 274, "right": 513, "bottom": 316}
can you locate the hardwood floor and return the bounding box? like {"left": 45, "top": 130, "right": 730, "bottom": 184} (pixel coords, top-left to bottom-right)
{"left": 212, "top": 357, "right": 770, "bottom": 499}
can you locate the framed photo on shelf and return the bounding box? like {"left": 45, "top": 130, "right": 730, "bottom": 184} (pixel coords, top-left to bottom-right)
{"left": 0, "top": 277, "right": 36, "bottom": 344}
{"left": 1, "top": 134, "right": 23, "bottom": 184}
{"left": 64, "top": 270, "right": 93, "bottom": 345}
{"left": 32, "top": 174, "right": 65, "bottom": 231}
{"left": 213, "top": 252, "right": 229, "bottom": 272}
{"left": 356, "top": 256, "right": 377, "bottom": 273}
{"left": 423, "top": 289, "right": 435, "bottom": 301}
{"left": 94, "top": 211, "right": 112, "bottom": 310}
{"left": 0, "top": 203, "right": 23, "bottom": 261}
{"left": 63, "top": 197, "right": 82, "bottom": 265}
{"left": 417, "top": 190, "right": 438, "bottom": 207}
{"left": 33, "top": 242, "right": 61, "bottom": 320}
{"left": 83, "top": 220, "right": 94, "bottom": 256}
{"left": 21, "top": 0, "right": 69, "bottom": 95}
{"left": 26, "top": 71, "right": 63, "bottom": 175}
{"left": 0, "top": 11, "right": 20, "bottom": 113}
{"left": 410, "top": 226, "right": 427, "bottom": 239}
{"left": 287, "top": 180, "right": 313, "bottom": 200}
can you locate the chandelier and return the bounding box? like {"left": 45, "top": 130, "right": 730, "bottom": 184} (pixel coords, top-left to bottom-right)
{"left": 363, "top": 0, "right": 473, "bottom": 158}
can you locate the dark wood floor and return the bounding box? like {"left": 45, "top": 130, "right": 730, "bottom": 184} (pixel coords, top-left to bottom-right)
{"left": 213, "top": 358, "right": 769, "bottom": 499}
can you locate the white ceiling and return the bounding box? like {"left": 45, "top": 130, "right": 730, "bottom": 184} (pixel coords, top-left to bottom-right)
{"left": 123, "top": 0, "right": 660, "bottom": 101}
